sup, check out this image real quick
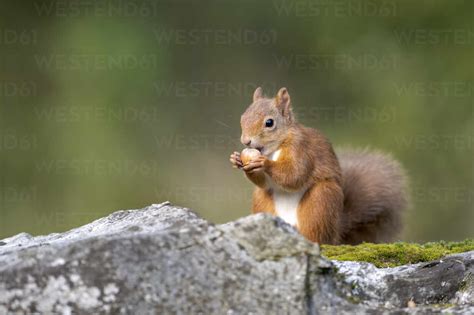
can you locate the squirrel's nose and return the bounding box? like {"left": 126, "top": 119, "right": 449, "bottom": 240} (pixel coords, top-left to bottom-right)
{"left": 241, "top": 136, "right": 251, "bottom": 147}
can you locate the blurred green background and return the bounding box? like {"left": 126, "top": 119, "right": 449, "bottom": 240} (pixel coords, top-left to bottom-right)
{"left": 0, "top": 0, "right": 472, "bottom": 241}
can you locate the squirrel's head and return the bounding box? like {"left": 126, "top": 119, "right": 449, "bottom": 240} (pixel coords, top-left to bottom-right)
{"left": 240, "top": 87, "right": 295, "bottom": 156}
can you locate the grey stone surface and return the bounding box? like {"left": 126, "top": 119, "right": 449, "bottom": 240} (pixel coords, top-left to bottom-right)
{"left": 0, "top": 202, "right": 472, "bottom": 314}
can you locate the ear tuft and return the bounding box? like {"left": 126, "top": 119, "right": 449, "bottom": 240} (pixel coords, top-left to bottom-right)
{"left": 276, "top": 87, "right": 289, "bottom": 106}
{"left": 253, "top": 87, "right": 263, "bottom": 102}
{"left": 275, "top": 87, "right": 293, "bottom": 122}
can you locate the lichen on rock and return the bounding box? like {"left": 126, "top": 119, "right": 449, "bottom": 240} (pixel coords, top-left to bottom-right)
{"left": 0, "top": 202, "right": 472, "bottom": 314}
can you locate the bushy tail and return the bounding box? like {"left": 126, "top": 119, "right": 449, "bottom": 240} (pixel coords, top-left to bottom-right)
{"left": 336, "top": 148, "right": 410, "bottom": 244}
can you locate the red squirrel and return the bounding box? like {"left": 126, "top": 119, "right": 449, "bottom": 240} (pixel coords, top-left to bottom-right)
{"left": 230, "top": 87, "right": 409, "bottom": 245}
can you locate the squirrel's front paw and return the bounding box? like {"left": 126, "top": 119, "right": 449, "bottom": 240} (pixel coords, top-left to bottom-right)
{"left": 229, "top": 151, "right": 243, "bottom": 169}
{"left": 243, "top": 156, "right": 266, "bottom": 173}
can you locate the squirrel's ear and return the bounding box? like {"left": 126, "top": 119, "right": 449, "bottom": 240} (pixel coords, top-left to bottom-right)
{"left": 253, "top": 87, "right": 263, "bottom": 102}
{"left": 275, "top": 87, "right": 293, "bottom": 120}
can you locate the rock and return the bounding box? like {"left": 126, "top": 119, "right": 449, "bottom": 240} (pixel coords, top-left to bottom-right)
{"left": 0, "top": 202, "right": 472, "bottom": 314}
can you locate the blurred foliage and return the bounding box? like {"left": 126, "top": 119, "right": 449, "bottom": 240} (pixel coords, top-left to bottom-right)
{"left": 0, "top": 0, "right": 472, "bottom": 241}
{"left": 321, "top": 239, "right": 474, "bottom": 267}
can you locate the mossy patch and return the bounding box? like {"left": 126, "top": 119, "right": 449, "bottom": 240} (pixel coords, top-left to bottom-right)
{"left": 321, "top": 239, "right": 474, "bottom": 268}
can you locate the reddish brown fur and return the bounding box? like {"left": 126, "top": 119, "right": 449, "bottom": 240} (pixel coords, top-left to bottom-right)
{"left": 251, "top": 188, "right": 275, "bottom": 215}
{"left": 245, "top": 170, "right": 266, "bottom": 188}
{"left": 232, "top": 87, "right": 409, "bottom": 245}
{"left": 337, "top": 148, "right": 409, "bottom": 244}
{"left": 256, "top": 124, "right": 344, "bottom": 243}
{"left": 297, "top": 179, "right": 343, "bottom": 244}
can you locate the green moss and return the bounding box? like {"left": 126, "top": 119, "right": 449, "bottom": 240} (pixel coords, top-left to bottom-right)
{"left": 321, "top": 239, "right": 474, "bottom": 268}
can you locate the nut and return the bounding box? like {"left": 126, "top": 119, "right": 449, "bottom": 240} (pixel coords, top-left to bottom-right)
{"left": 241, "top": 148, "right": 261, "bottom": 165}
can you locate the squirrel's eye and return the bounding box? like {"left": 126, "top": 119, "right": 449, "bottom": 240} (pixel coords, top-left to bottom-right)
{"left": 265, "top": 119, "right": 274, "bottom": 128}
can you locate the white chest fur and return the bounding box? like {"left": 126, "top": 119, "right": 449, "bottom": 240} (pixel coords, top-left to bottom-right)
{"left": 273, "top": 189, "right": 305, "bottom": 227}
{"left": 266, "top": 149, "right": 305, "bottom": 227}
